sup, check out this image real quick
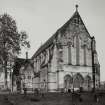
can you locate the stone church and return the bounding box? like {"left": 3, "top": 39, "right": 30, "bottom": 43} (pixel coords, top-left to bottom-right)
{"left": 32, "top": 5, "right": 100, "bottom": 92}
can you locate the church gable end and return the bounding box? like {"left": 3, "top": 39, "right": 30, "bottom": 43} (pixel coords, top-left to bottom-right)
{"left": 56, "top": 9, "right": 92, "bottom": 66}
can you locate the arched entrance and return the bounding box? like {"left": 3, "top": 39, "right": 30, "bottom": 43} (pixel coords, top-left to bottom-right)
{"left": 64, "top": 74, "right": 72, "bottom": 91}
{"left": 85, "top": 75, "right": 91, "bottom": 90}
{"left": 73, "top": 73, "right": 84, "bottom": 89}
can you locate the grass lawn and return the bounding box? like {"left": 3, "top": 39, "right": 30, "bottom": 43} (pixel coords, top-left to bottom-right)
{"left": 0, "top": 92, "right": 105, "bottom": 105}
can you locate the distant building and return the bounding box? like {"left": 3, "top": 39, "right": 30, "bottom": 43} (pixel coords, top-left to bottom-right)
{"left": 0, "top": 68, "right": 11, "bottom": 90}
{"left": 20, "top": 59, "right": 34, "bottom": 93}
{"left": 13, "top": 56, "right": 34, "bottom": 93}
{"left": 0, "top": 57, "right": 14, "bottom": 91}
{"left": 32, "top": 5, "right": 100, "bottom": 92}
{"left": 13, "top": 58, "right": 26, "bottom": 92}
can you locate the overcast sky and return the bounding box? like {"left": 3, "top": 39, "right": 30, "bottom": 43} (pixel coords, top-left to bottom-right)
{"left": 0, "top": 0, "right": 105, "bottom": 81}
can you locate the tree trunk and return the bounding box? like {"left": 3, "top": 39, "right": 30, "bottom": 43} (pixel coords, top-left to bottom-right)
{"left": 4, "top": 61, "right": 8, "bottom": 89}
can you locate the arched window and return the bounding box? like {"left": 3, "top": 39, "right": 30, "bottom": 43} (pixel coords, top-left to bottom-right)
{"left": 76, "top": 36, "right": 80, "bottom": 65}
{"left": 68, "top": 42, "right": 72, "bottom": 64}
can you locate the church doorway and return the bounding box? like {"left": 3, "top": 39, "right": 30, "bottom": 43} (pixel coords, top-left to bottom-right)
{"left": 73, "top": 73, "right": 84, "bottom": 89}
{"left": 64, "top": 74, "right": 72, "bottom": 92}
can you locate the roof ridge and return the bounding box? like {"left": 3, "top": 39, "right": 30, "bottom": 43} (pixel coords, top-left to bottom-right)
{"left": 32, "top": 8, "right": 91, "bottom": 59}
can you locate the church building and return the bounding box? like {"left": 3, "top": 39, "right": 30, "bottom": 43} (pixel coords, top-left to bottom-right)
{"left": 32, "top": 5, "right": 100, "bottom": 92}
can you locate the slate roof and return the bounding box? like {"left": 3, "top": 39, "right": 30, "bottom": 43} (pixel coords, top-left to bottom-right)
{"left": 32, "top": 8, "right": 91, "bottom": 59}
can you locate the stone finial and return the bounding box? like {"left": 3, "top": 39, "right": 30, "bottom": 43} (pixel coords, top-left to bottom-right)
{"left": 76, "top": 4, "right": 79, "bottom": 11}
